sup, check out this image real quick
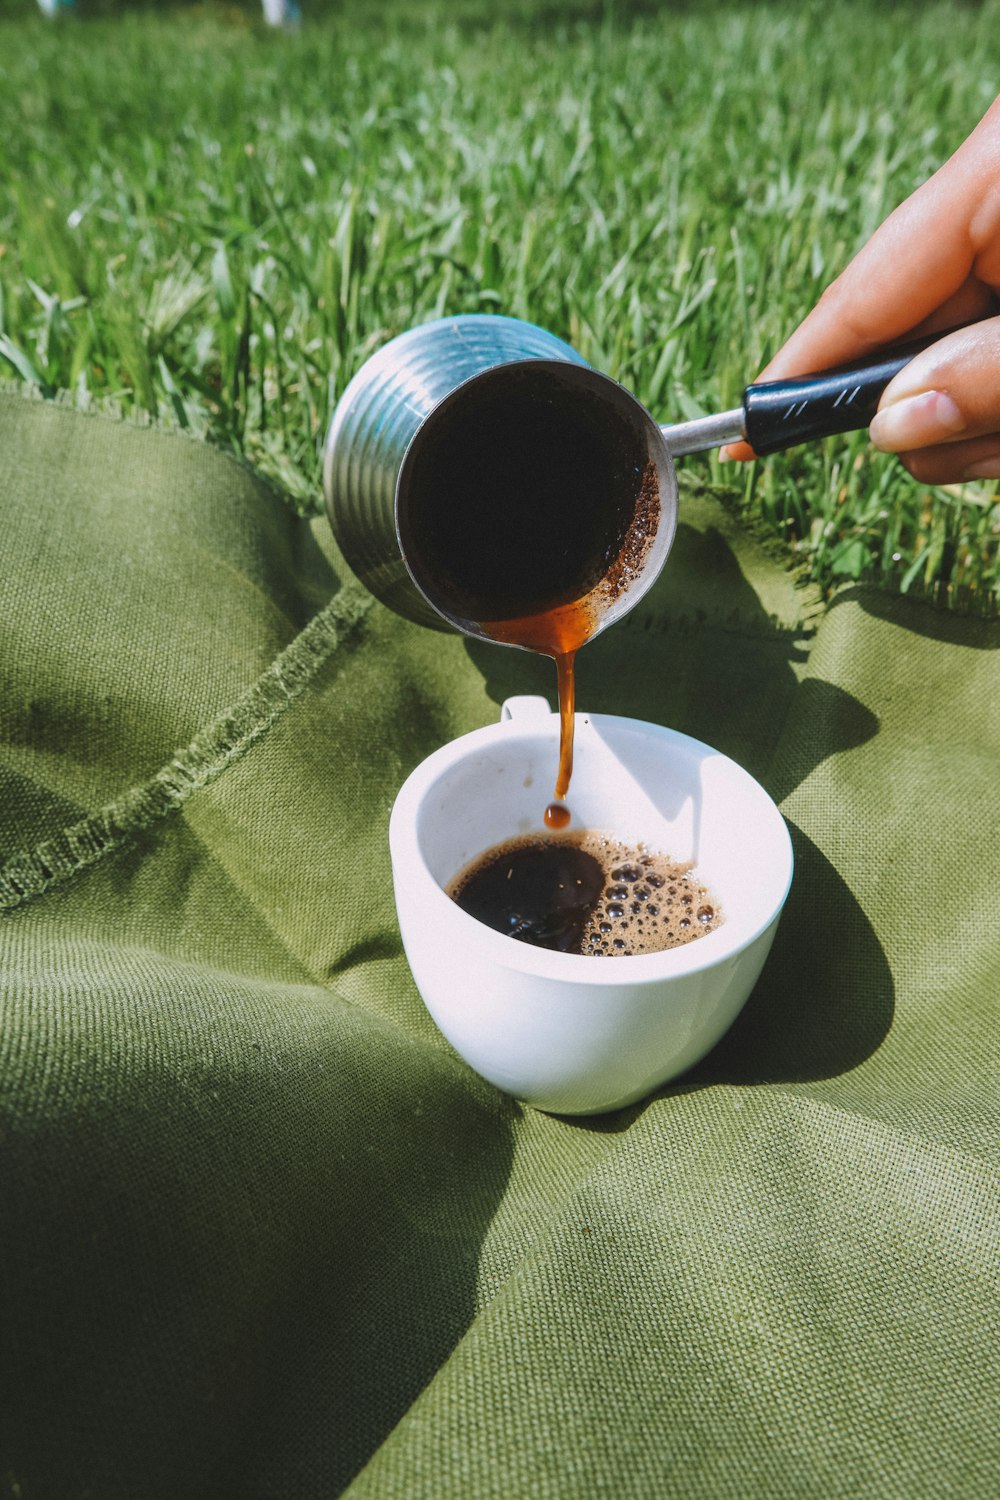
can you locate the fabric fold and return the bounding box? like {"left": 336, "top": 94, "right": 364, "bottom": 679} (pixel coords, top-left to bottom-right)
{"left": 1, "top": 393, "right": 996, "bottom": 1499}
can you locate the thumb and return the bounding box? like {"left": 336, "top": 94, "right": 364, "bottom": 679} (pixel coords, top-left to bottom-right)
{"left": 868, "top": 316, "right": 1000, "bottom": 481}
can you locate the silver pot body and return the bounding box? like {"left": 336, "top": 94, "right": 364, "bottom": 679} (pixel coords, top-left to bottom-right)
{"left": 322, "top": 313, "right": 678, "bottom": 637}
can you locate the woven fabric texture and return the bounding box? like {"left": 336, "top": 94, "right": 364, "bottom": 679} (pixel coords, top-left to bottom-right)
{"left": 0, "top": 390, "right": 997, "bottom": 1499}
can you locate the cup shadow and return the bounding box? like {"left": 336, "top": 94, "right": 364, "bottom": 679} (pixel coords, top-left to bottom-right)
{"left": 554, "top": 815, "right": 894, "bottom": 1141}
{"left": 680, "top": 817, "right": 894, "bottom": 1088}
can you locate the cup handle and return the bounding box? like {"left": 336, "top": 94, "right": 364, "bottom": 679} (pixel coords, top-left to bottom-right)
{"left": 500, "top": 695, "right": 552, "bottom": 724}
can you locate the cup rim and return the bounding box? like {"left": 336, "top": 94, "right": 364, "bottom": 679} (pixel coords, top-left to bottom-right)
{"left": 389, "top": 711, "right": 793, "bottom": 987}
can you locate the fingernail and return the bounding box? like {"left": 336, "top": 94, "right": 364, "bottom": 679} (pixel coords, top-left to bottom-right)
{"left": 869, "top": 389, "right": 965, "bottom": 452}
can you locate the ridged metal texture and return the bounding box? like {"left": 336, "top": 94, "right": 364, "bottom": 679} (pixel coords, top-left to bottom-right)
{"left": 323, "top": 314, "right": 590, "bottom": 629}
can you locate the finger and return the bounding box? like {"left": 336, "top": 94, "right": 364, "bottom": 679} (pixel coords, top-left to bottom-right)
{"left": 759, "top": 190, "right": 980, "bottom": 384}
{"left": 895, "top": 434, "right": 1000, "bottom": 486}
{"left": 752, "top": 96, "right": 1000, "bottom": 385}
{"left": 915, "top": 275, "right": 1000, "bottom": 337}
{"left": 869, "top": 316, "right": 1000, "bottom": 454}
{"left": 719, "top": 99, "right": 1000, "bottom": 464}
{"left": 718, "top": 282, "right": 998, "bottom": 463}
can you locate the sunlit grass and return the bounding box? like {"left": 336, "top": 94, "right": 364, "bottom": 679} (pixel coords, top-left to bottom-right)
{"left": 0, "top": 0, "right": 997, "bottom": 608}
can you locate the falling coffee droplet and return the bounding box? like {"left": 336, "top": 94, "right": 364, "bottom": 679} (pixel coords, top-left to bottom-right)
{"left": 544, "top": 801, "right": 572, "bottom": 831}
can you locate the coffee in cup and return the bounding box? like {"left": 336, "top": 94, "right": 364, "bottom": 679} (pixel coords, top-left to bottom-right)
{"left": 447, "top": 831, "right": 723, "bottom": 957}
{"left": 389, "top": 700, "right": 792, "bottom": 1114}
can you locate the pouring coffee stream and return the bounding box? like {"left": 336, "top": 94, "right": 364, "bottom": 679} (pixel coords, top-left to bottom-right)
{"left": 472, "top": 455, "right": 660, "bottom": 828}
{"left": 387, "top": 351, "right": 665, "bottom": 825}
{"left": 324, "top": 313, "right": 977, "bottom": 821}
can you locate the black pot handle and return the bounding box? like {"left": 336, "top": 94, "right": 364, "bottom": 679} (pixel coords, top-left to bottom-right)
{"left": 742, "top": 324, "right": 970, "bottom": 456}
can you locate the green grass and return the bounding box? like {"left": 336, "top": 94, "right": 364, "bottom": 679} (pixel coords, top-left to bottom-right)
{"left": 0, "top": 0, "right": 997, "bottom": 609}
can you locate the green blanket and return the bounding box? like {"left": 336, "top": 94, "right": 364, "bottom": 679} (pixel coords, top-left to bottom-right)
{"left": 1, "top": 389, "right": 997, "bottom": 1499}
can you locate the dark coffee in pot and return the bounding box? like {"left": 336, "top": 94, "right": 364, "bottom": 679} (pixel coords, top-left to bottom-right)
{"left": 397, "top": 363, "right": 655, "bottom": 627}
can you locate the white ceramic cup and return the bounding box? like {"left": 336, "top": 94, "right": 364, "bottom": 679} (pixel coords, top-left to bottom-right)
{"left": 389, "top": 697, "right": 793, "bottom": 1115}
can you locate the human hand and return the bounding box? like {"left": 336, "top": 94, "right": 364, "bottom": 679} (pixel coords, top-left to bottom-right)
{"left": 723, "top": 95, "right": 1000, "bottom": 483}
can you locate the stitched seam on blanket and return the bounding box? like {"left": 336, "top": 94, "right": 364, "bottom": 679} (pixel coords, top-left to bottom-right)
{"left": 0, "top": 582, "right": 373, "bottom": 912}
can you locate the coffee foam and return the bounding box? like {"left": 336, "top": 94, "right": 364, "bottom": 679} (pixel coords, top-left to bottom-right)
{"left": 571, "top": 832, "right": 722, "bottom": 956}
